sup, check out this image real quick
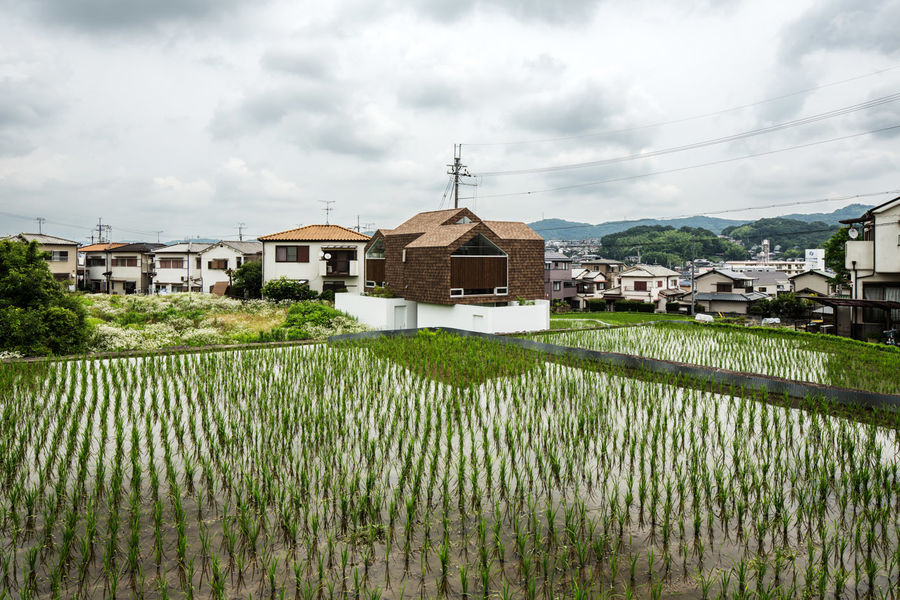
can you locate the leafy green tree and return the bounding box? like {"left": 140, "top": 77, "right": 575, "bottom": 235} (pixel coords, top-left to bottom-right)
{"left": 230, "top": 261, "right": 263, "bottom": 299}
{"left": 0, "top": 240, "right": 89, "bottom": 355}
{"left": 823, "top": 226, "right": 851, "bottom": 283}
{"left": 261, "top": 276, "right": 317, "bottom": 302}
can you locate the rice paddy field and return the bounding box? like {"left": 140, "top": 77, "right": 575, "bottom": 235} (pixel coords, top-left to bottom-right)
{"left": 536, "top": 323, "right": 900, "bottom": 395}
{"left": 2, "top": 330, "right": 900, "bottom": 599}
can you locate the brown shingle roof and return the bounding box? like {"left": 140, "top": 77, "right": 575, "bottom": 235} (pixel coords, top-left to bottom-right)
{"left": 258, "top": 224, "right": 370, "bottom": 242}
{"left": 387, "top": 209, "right": 470, "bottom": 235}
{"left": 404, "top": 223, "right": 478, "bottom": 249}
{"left": 79, "top": 242, "right": 127, "bottom": 252}
{"left": 484, "top": 221, "right": 543, "bottom": 240}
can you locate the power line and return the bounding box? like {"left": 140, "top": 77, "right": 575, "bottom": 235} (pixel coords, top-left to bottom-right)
{"left": 469, "top": 124, "right": 900, "bottom": 199}
{"left": 463, "top": 63, "right": 900, "bottom": 147}
{"left": 477, "top": 92, "right": 900, "bottom": 176}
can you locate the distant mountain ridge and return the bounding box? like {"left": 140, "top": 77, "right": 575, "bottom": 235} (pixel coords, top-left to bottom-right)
{"left": 529, "top": 204, "right": 871, "bottom": 240}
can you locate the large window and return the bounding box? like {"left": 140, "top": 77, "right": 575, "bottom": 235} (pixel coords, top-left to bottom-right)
{"left": 716, "top": 282, "right": 732, "bottom": 293}
{"left": 159, "top": 258, "right": 184, "bottom": 269}
{"left": 634, "top": 281, "right": 647, "bottom": 291}
{"left": 208, "top": 258, "right": 228, "bottom": 270}
{"left": 275, "top": 245, "right": 310, "bottom": 262}
{"left": 86, "top": 256, "right": 105, "bottom": 267}
{"left": 365, "top": 238, "right": 385, "bottom": 259}
{"left": 452, "top": 234, "right": 506, "bottom": 256}
{"left": 112, "top": 256, "right": 138, "bottom": 267}
{"left": 48, "top": 250, "right": 69, "bottom": 262}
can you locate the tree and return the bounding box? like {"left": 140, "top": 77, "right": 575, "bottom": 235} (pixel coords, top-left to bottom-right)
{"left": 823, "top": 226, "right": 851, "bottom": 284}
{"left": 261, "top": 276, "right": 317, "bottom": 302}
{"left": 230, "top": 261, "right": 263, "bottom": 299}
{"left": 0, "top": 240, "right": 89, "bottom": 355}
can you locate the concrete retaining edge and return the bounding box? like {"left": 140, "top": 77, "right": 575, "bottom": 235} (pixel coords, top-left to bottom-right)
{"left": 329, "top": 327, "right": 900, "bottom": 411}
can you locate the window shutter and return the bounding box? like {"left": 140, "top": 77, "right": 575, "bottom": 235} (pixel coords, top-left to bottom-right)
{"left": 298, "top": 245, "right": 309, "bottom": 262}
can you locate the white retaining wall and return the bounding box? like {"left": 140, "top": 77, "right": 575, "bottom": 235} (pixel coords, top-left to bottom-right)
{"left": 337, "top": 295, "right": 550, "bottom": 333}
{"left": 335, "top": 294, "right": 418, "bottom": 330}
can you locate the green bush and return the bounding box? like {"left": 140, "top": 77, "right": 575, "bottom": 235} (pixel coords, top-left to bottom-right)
{"left": 261, "top": 277, "right": 317, "bottom": 302}
{"left": 586, "top": 299, "right": 606, "bottom": 312}
{"left": 0, "top": 240, "right": 89, "bottom": 355}
{"left": 666, "top": 302, "right": 683, "bottom": 313}
{"left": 231, "top": 261, "right": 262, "bottom": 299}
{"left": 614, "top": 299, "right": 654, "bottom": 313}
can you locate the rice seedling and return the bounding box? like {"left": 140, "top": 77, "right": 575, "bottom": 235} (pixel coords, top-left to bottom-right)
{"left": 1, "top": 330, "right": 899, "bottom": 598}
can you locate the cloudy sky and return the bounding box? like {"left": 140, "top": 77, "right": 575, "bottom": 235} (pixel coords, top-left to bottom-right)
{"left": 1, "top": 0, "right": 899, "bottom": 243}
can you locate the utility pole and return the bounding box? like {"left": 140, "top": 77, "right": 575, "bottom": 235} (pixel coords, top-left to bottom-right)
{"left": 36, "top": 217, "right": 46, "bottom": 234}
{"left": 235, "top": 223, "right": 246, "bottom": 241}
{"left": 447, "top": 144, "right": 471, "bottom": 209}
{"left": 320, "top": 200, "right": 335, "bottom": 225}
{"left": 355, "top": 215, "right": 360, "bottom": 232}
{"left": 153, "top": 230, "right": 163, "bottom": 243}
{"left": 690, "top": 242, "right": 696, "bottom": 316}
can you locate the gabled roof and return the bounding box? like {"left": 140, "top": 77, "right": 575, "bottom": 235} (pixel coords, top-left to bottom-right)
{"left": 696, "top": 268, "right": 756, "bottom": 281}
{"left": 789, "top": 269, "right": 833, "bottom": 280}
{"left": 7, "top": 233, "right": 80, "bottom": 245}
{"left": 79, "top": 242, "right": 127, "bottom": 252}
{"left": 839, "top": 195, "right": 900, "bottom": 224}
{"left": 484, "top": 221, "right": 543, "bottom": 240}
{"left": 695, "top": 291, "right": 768, "bottom": 302}
{"left": 388, "top": 208, "right": 477, "bottom": 235}
{"left": 751, "top": 270, "right": 790, "bottom": 285}
{"left": 544, "top": 250, "right": 570, "bottom": 261}
{"left": 258, "top": 224, "right": 370, "bottom": 242}
{"left": 114, "top": 242, "right": 165, "bottom": 253}
{"left": 201, "top": 240, "right": 263, "bottom": 255}
{"left": 620, "top": 264, "right": 680, "bottom": 278}
{"left": 405, "top": 223, "right": 478, "bottom": 249}
{"left": 153, "top": 242, "right": 211, "bottom": 254}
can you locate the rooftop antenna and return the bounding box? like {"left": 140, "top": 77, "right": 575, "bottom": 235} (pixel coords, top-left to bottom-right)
{"left": 235, "top": 223, "right": 246, "bottom": 241}
{"left": 320, "top": 200, "right": 335, "bottom": 225}
{"left": 447, "top": 144, "right": 472, "bottom": 209}
{"left": 36, "top": 217, "right": 46, "bottom": 234}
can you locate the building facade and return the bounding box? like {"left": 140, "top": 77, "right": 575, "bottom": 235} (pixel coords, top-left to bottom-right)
{"left": 151, "top": 243, "right": 211, "bottom": 294}
{"left": 544, "top": 251, "right": 576, "bottom": 303}
{"left": 5, "top": 233, "right": 79, "bottom": 289}
{"left": 259, "top": 225, "right": 370, "bottom": 295}
{"left": 199, "top": 241, "right": 263, "bottom": 294}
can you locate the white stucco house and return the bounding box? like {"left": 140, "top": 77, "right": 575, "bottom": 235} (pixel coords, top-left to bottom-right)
{"left": 199, "top": 241, "right": 263, "bottom": 294}
{"left": 258, "top": 224, "right": 370, "bottom": 294}
{"left": 5, "top": 233, "right": 79, "bottom": 289}
{"left": 151, "top": 242, "right": 211, "bottom": 294}
{"left": 603, "top": 264, "right": 682, "bottom": 308}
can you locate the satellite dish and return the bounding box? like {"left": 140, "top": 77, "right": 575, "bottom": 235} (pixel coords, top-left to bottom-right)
{"left": 848, "top": 228, "right": 859, "bottom": 239}
{"left": 324, "top": 253, "right": 332, "bottom": 260}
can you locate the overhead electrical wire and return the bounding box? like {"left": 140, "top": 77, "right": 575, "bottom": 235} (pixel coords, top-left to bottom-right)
{"left": 461, "top": 124, "right": 900, "bottom": 199}
{"left": 476, "top": 92, "right": 900, "bottom": 177}
{"left": 462, "top": 63, "right": 900, "bottom": 147}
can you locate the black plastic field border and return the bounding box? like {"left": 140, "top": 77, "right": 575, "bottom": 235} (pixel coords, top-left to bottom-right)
{"left": 1, "top": 338, "right": 324, "bottom": 364}
{"left": 328, "top": 327, "right": 900, "bottom": 411}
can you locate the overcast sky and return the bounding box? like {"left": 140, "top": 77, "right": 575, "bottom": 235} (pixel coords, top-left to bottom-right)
{"left": 1, "top": 0, "right": 899, "bottom": 243}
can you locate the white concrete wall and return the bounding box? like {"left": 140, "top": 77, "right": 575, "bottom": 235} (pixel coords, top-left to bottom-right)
{"left": 200, "top": 246, "right": 241, "bottom": 291}
{"left": 417, "top": 300, "right": 549, "bottom": 334}
{"left": 874, "top": 203, "right": 900, "bottom": 274}
{"left": 262, "top": 241, "right": 365, "bottom": 294}
{"left": 335, "top": 294, "right": 418, "bottom": 330}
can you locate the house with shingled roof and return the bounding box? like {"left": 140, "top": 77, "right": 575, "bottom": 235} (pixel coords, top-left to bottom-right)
{"left": 337, "top": 208, "right": 548, "bottom": 333}
{"left": 4, "top": 233, "right": 79, "bottom": 289}
{"left": 258, "top": 224, "right": 370, "bottom": 295}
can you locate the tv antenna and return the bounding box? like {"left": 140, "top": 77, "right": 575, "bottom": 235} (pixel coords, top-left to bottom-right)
{"left": 320, "top": 200, "right": 335, "bottom": 224}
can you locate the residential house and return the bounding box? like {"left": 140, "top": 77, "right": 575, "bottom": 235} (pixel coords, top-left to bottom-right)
{"left": 5, "top": 233, "right": 79, "bottom": 289}
{"left": 603, "top": 264, "right": 681, "bottom": 309}
{"left": 340, "top": 208, "right": 547, "bottom": 333}
{"left": 790, "top": 270, "right": 836, "bottom": 298}
{"left": 571, "top": 268, "right": 607, "bottom": 310}
{"left": 366, "top": 208, "right": 543, "bottom": 304}
{"left": 841, "top": 196, "right": 900, "bottom": 337}
{"left": 544, "top": 251, "right": 577, "bottom": 304}
{"left": 579, "top": 258, "right": 625, "bottom": 277}
{"left": 693, "top": 269, "right": 767, "bottom": 314}
{"left": 199, "top": 241, "right": 263, "bottom": 295}
{"left": 81, "top": 242, "right": 161, "bottom": 294}
{"left": 259, "top": 225, "right": 370, "bottom": 295}
{"left": 151, "top": 243, "right": 211, "bottom": 293}
{"left": 737, "top": 270, "right": 790, "bottom": 296}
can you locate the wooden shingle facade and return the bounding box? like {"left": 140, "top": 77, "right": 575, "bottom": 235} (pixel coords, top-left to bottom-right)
{"left": 365, "top": 208, "right": 543, "bottom": 305}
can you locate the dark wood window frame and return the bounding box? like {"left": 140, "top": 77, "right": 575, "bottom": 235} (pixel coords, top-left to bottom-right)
{"left": 275, "top": 245, "right": 310, "bottom": 263}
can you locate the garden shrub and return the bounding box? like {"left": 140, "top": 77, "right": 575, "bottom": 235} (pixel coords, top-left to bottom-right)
{"left": 261, "top": 277, "right": 317, "bottom": 302}
{"left": 614, "top": 299, "right": 654, "bottom": 313}
{"left": 586, "top": 299, "right": 606, "bottom": 312}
